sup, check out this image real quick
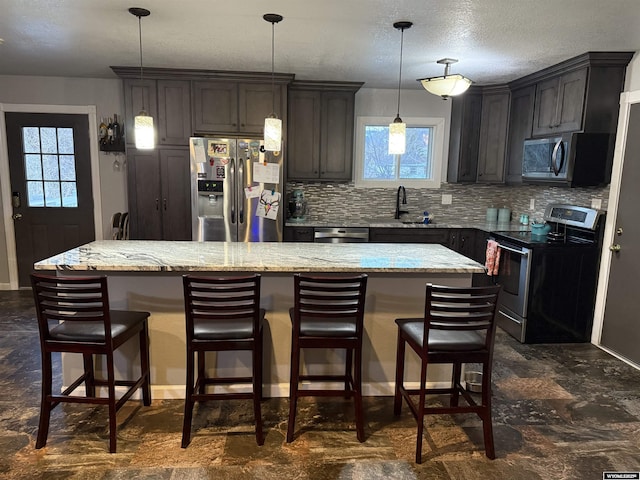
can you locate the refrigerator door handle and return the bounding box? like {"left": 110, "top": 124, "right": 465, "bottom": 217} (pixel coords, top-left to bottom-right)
{"left": 230, "top": 157, "right": 236, "bottom": 224}
{"left": 238, "top": 159, "right": 244, "bottom": 224}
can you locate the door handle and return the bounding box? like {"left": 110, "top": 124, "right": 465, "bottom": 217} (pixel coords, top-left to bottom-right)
{"left": 11, "top": 213, "right": 22, "bottom": 220}
{"left": 616, "top": 227, "right": 623, "bottom": 236}
{"left": 609, "top": 244, "right": 621, "bottom": 252}
{"left": 238, "top": 158, "right": 244, "bottom": 224}
{"left": 163, "top": 198, "right": 167, "bottom": 210}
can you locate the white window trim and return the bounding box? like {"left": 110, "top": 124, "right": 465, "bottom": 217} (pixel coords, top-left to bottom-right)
{"left": 354, "top": 116, "right": 445, "bottom": 188}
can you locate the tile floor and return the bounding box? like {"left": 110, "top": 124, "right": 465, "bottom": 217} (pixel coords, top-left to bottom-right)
{"left": 1, "top": 289, "right": 639, "bottom": 479}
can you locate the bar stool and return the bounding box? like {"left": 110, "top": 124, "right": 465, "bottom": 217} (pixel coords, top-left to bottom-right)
{"left": 181, "top": 274, "right": 265, "bottom": 447}
{"left": 30, "top": 273, "right": 151, "bottom": 453}
{"left": 394, "top": 283, "right": 501, "bottom": 463}
{"left": 287, "top": 273, "right": 368, "bottom": 442}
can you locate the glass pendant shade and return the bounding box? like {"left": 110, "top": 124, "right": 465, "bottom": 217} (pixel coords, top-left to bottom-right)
{"left": 388, "top": 118, "right": 406, "bottom": 155}
{"left": 420, "top": 74, "right": 472, "bottom": 98}
{"left": 134, "top": 111, "right": 155, "bottom": 149}
{"left": 264, "top": 116, "right": 282, "bottom": 151}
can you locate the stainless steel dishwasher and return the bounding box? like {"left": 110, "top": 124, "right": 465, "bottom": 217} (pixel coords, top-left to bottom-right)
{"left": 313, "top": 227, "right": 369, "bottom": 243}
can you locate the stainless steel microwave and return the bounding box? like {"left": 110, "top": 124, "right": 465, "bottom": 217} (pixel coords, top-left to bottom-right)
{"left": 522, "top": 133, "right": 612, "bottom": 186}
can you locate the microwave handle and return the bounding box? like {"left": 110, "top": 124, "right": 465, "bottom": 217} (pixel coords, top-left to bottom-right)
{"left": 551, "top": 139, "right": 565, "bottom": 176}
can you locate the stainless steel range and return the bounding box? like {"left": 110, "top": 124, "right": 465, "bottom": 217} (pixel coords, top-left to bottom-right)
{"left": 489, "top": 204, "right": 604, "bottom": 344}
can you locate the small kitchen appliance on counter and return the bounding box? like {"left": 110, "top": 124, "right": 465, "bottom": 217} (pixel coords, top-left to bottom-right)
{"left": 489, "top": 204, "right": 604, "bottom": 343}
{"left": 287, "top": 189, "right": 307, "bottom": 222}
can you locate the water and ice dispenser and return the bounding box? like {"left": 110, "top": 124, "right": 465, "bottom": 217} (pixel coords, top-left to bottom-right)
{"left": 197, "top": 178, "right": 224, "bottom": 218}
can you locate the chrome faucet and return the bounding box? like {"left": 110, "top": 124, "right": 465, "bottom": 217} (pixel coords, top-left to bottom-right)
{"left": 395, "top": 185, "right": 408, "bottom": 219}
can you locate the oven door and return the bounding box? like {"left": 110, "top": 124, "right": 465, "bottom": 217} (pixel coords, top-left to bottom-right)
{"left": 491, "top": 239, "right": 532, "bottom": 318}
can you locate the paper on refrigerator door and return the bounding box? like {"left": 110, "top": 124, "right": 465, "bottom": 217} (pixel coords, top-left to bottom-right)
{"left": 190, "top": 138, "right": 207, "bottom": 163}
{"left": 253, "top": 162, "right": 280, "bottom": 184}
{"left": 244, "top": 186, "right": 261, "bottom": 199}
{"left": 256, "top": 190, "right": 281, "bottom": 220}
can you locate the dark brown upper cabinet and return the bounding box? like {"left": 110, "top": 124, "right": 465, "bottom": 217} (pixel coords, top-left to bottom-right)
{"left": 287, "top": 81, "right": 363, "bottom": 182}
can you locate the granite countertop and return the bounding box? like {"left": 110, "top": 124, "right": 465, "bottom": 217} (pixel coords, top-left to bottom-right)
{"left": 33, "top": 240, "right": 485, "bottom": 274}
{"left": 286, "top": 218, "right": 530, "bottom": 233}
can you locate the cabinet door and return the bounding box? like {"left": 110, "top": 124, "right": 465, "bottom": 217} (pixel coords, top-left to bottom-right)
{"left": 447, "top": 90, "right": 483, "bottom": 182}
{"left": 239, "top": 83, "right": 283, "bottom": 134}
{"left": 283, "top": 226, "right": 314, "bottom": 242}
{"left": 533, "top": 68, "right": 587, "bottom": 136}
{"left": 126, "top": 149, "right": 163, "bottom": 240}
{"left": 555, "top": 68, "right": 587, "bottom": 132}
{"left": 159, "top": 149, "right": 192, "bottom": 240}
{"left": 157, "top": 80, "right": 191, "bottom": 145}
{"left": 123, "top": 79, "right": 157, "bottom": 146}
{"left": 287, "top": 90, "right": 321, "bottom": 179}
{"left": 320, "top": 91, "right": 354, "bottom": 181}
{"left": 454, "top": 229, "right": 477, "bottom": 259}
{"left": 505, "top": 86, "right": 535, "bottom": 184}
{"left": 192, "top": 81, "right": 239, "bottom": 133}
{"left": 477, "top": 91, "right": 510, "bottom": 183}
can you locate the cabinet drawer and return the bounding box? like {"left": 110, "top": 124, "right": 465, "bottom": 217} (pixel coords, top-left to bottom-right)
{"left": 369, "top": 228, "right": 450, "bottom": 244}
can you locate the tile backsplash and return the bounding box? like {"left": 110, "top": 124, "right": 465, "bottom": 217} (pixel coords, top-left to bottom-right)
{"left": 286, "top": 181, "right": 610, "bottom": 224}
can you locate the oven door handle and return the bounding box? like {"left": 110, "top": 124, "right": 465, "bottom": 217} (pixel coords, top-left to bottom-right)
{"left": 493, "top": 242, "right": 530, "bottom": 257}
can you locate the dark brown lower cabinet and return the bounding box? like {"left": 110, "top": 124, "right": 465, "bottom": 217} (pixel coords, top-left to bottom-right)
{"left": 127, "top": 148, "right": 192, "bottom": 240}
{"left": 283, "top": 226, "right": 314, "bottom": 242}
{"left": 369, "top": 228, "right": 451, "bottom": 244}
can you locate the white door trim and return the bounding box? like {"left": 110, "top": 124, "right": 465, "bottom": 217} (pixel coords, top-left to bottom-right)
{"left": 591, "top": 90, "right": 640, "bottom": 350}
{"left": 0, "top": 103, "right": 103, "bottom": 290}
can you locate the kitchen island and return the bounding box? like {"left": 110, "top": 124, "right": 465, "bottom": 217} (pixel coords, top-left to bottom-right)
{"left": 35, "top": 240, "right": 485, "bottom": 398}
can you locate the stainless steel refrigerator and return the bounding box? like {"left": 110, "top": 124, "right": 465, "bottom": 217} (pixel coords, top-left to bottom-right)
{"left": 189, "top": 137, "right": 283, "bottom": 242}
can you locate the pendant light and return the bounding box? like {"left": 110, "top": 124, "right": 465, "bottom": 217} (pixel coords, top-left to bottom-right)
{"left": 389, "top": 21, "right": 412, "bottom": 155}
{"left": 418, "top": 58, "right": 472, "bottom": 99}
{"left": 263, "top": 13, "right": 283, "bottom": 152}
{"left": 129, "top": 7, "right": 155, "bottom": 149}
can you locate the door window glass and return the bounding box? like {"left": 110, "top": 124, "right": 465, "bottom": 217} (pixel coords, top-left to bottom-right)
{"left": 22, "top": 127, "right": 78, "bottom": 207}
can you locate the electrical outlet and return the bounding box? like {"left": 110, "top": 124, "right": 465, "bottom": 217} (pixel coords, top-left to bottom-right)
{"left": 441, "top": 194, "right": 452, "bottom": 205}
{"left": 530, "top": 198, "right": 535, "bottom": 210}
{"left": 591, "top": 198, "right": 602, "bottom": 209}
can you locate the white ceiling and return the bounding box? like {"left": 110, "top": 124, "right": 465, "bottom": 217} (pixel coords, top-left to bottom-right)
{"left": 1, "top": 0, "right": 639, "bottom": 89}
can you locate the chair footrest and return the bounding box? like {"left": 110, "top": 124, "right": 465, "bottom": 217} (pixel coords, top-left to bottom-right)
{"left": 297, "top": 389, "right": 355, "bottom": 398}
{"left": 192, "top": 392, "right": 255, "bottom": 402}
{"left": 199, "top": 376, "right": 254, "bottom": 385}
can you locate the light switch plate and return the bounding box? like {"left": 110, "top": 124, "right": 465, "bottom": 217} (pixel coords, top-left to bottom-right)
{"left": 441, "top": 194, "right": 452, "bottom": 205}
{"left": 591, "top": 198, "right": 602, "bottom": 209}
{"left": 530, "top": 198, "right": 535, "bottom": 210}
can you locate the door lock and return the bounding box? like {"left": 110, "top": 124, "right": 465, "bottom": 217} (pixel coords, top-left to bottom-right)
{"left": 616, "top": 227, "right": 624, "bottom": 236}
{"left": 609, "top": 244, "right": 621, "bottom": 252}
{"left": 11, "top": 213, "right": 23, "bottom": 220}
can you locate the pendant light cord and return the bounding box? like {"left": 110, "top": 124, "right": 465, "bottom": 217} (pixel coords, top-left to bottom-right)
{"left": 395, "top": 27, "right": 405, "bottom": 119}
{"left": 270, "top": 21, "right": 275, "bottom": 115}
{"left": 138, "top": 14, "right": 145, "bottom": 111}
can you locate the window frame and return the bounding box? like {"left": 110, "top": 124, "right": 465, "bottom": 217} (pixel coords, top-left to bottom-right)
{"left": 353, "top": 116, "right": 445, "bottom": 188}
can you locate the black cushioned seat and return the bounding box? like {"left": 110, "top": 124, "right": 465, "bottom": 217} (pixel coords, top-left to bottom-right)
{"left": 181, "top": 274, "right": 265, "bottom": 447}
{"left": 287, "top": 274, "right": 368, "bottom": 443}
{"left": 30, "top": 273, "right": 151, "bottom": 453}
{"left": 394, "top": 283, "right": 501, "bottom": 463}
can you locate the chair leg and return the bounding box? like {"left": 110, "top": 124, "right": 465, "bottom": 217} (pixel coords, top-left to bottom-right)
{"left": 451, "top": 362, "right": 462, "bottom": 407}
{"left": 253, "top": 334, "right": 264, "bottom": 446}
{"left": 83, "top": 353, "right": 95, "bottom": 397}
{"left": 345, "top": 347, "right": 353, "bottom": 398}
{"left": 197, "top": 351, "right": 206, "bottom": 395}
{"left": 393, "top": 330, "right": 406, "bottom": 416}
{"left": 286, "top": 336, "right": 301, "bottom": 443}
{"left": 139, "top": 323, "right": 151, "bottom": 406}
{"left": 106, "top": 352, "right": 117, "bottom": 453}
{"left": 481, "top": 362, "right": 496, "bottom": 459}
{"left": 415, "top": 357, "right": 428, "bottom": 464}
{"left": 353, "top": 343, "right": 365, "bottom": 443}
{"left": 36, "top": 351, "right": 53, "bottom": 449}
{"left": 182, "top": 348, "right": 196, "bottom": 448}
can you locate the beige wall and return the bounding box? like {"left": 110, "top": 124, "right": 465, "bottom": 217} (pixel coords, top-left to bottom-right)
{"left": 0, "top": 75, "right": 126, "bottom": 287}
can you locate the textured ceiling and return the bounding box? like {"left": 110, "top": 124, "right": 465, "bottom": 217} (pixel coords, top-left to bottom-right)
{"left": 0, "top": 0, "right": 639, "bottom": 89}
